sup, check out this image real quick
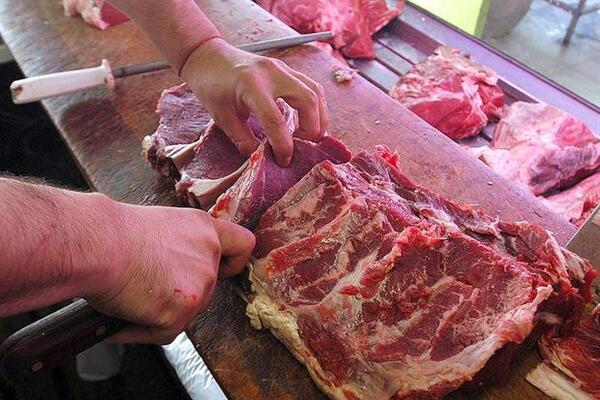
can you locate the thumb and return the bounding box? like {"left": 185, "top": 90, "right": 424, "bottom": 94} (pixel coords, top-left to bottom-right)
{"left": 212, "top": 218, "right": 255, "bottom": 277}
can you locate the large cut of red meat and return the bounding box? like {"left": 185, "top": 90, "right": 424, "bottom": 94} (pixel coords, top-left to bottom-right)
{"left": 473, "top": 101, "right": 600, "bottom": 196}
{"left": 249, "top": 147, "right": 595, "bottom": 399}
{"left": 256, "top": 0, "right": 403, "bottom": 59}
{"left": 527, "top": 305, "right": 600, "bottom": 399}
{"left": 389, "top": 46, "right": 504, "bottom": 140}
{"left": 542, "top": 173, "right": 600, "bottom": 227}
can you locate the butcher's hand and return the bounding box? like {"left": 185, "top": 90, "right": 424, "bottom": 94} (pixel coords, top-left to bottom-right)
{"left": 181, "top": 38, "right": 329, "bottom": 166}
{"left": 88, "top": 203, "right": 255, "bottom": 345}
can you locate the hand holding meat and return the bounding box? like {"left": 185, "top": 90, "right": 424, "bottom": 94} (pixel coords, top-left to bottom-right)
{"left": 181, "top": 38, "right": 329, "bottom": 166}
{"left": 89, "top": 204, "right": 255, "bottom": 344}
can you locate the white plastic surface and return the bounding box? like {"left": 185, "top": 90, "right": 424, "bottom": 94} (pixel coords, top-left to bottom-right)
{"left": 10, "top": 59, "right": 114, "bottom": 104}
{"left": 162, "top": 332, "right": 227, "bottom": 400}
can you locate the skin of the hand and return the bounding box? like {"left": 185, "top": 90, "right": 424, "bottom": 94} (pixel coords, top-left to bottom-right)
{"left": 181, "top": 38, "right": 329, "bottom": 166}
{"left": 86, "top": 202, "right": 255, "bottom": 345}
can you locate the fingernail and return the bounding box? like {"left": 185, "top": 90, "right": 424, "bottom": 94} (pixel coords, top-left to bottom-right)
{"left": 282, "top": 155, "right": 292, "bottom": 167}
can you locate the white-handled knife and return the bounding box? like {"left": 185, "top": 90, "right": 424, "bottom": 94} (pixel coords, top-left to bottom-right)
{"left": 10, "top": 31, "right": 334, "bottom": 104}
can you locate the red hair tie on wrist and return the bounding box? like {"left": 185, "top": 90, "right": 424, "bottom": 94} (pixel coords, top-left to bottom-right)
{"left": 178, "top": 34, "right": 222, "bottom": 76}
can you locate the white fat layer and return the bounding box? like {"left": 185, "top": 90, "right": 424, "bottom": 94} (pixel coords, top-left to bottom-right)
{"left": 246, "top": 267, "right": 351, "bottom": 400}
{"left": 526, "top": 363, "right": 592, "bottom": 400}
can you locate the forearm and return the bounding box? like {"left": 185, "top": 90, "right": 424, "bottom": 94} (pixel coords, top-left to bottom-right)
{"left": 0, "top": 178, "right": 124, "bottom": 317}
{"left": 110, "top": 0, "right": 220, "bottom": 73}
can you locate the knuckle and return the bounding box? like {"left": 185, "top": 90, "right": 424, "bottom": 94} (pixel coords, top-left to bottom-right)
{"left": 156, "top": 332, "right": 178, "bottom": 345}
{"left": 264, "top": 112, "right": 285, "bottom": 129}
{"left": 235, "top": 65, "right": 260, "bottom": 87}
{"left": 257, "top": 57, "right": 279, "bottom": 69}
{"left": 305, "top": 90, "right": 319, "bottom": 107}
{"left": 315, "top": 82, "right": 325, "bottom": 96}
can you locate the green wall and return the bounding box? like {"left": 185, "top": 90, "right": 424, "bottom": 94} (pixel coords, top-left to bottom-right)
{"left": 408, "top": 0, "right": 491, "bottom": 37}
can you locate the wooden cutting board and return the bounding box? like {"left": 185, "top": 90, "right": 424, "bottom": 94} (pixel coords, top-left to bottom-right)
{"left": 0, "top": 0, "right": 585, "bottom": 399}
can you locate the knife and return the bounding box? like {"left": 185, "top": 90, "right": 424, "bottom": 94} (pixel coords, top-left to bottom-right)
{"left": 1, "top": 205, "right": 599, "bottom": 383}
{"left": 9, "top": 31, "right": 334, "bottom": 104}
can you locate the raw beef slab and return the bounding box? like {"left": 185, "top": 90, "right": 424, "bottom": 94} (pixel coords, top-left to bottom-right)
{"left": 389, "top": 46, "right": 504, "bottom": 140}
{"left": 527, "top": 305, "right": 600, "bottom": 399}
{"left": 474, "top": 102, "right": 600, "bottom": 196}
{"left": 256, "top": 0, "right": 403, "bottom": 59}
{"left": 61, "top": 0, "right": 128, "bottom": 30}
{"left": 248, "top": 147, "right": 595, "bottom": 399}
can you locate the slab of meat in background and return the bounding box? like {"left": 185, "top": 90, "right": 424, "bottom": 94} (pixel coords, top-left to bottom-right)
{"left": 473, "top": 102, "right": 600, "bottom": 196}
{"left": 256, "top": 0, "right": 403, "bottom": 59}
{"left": 542, "top": 173, "right": 600, "bottom": 227}
{"left": 248, "top": 147, "right": 595, "bottom": 399}
{"left": 389, "top": 46, "right": 504, "bottom": 140}
{"left": 61, "top": 0, "right": 128, "bottom": 30}
{"left": 527, "top": 305, "right": 600, "bottom": 400}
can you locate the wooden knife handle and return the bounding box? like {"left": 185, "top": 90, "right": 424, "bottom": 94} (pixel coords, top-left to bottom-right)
{"left": 0, "top": 299, "right": 128, "bottom": 383}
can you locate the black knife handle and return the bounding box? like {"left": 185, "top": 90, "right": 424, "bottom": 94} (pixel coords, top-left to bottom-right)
{"left": 0, "top": 299, "right": 128, "bottom": 383}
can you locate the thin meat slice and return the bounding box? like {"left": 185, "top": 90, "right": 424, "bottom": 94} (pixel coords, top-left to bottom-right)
{"left": 173, "top": 122, "right": 249, "bottom": 209}
{"left": 210, "top": 136, "right": 352, "bottom": 228}
{"left": 389, "top": 46, "right": 504, "bottom": 140}
{"left": 254, "top": 200, "right": 396, "bottom": 307}
{"left": 473, "top": 101, "right": 600, "bottom": 196}
{"left": 172, "top": 104, "right": 299, "bottom": 209}
{"left": 257, "top": 0, "right": 403, "bottom": 59}
{"left": 142, "top": 84, "right": 213, "bottom": 177}
{"left": 542, "top": 173, "right": 600, "bottom": 227}
{"left": 527, "top": 305, "right": 600, "bottom": 399}
{"left": 253, "top": 154, "right": 420, "bottom": 259}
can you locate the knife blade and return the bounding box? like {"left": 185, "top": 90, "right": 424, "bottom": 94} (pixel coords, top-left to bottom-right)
{"left": 566, "top": 204, "right": 600, "bottom": 268}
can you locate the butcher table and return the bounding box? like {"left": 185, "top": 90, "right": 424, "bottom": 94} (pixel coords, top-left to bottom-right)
{"left": 1, "top": 0, "right": 598, "bottom": 399}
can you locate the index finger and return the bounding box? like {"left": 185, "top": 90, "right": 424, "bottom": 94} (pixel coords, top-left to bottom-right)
{"left": 243, "top": 92, "right": 294, "bottom": 166}
{"left": 212, "top": 218, "right": 255, "bottom": 277}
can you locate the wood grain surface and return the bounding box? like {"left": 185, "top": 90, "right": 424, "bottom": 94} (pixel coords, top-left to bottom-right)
{"left": 0, "top": 1, "right": 579, "bottom": 399}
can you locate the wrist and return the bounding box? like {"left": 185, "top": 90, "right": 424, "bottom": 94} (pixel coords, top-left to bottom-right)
{"left": 75, "top": 193, "right": 129, "bottom": 301}
{"left": 178, "top": 34, "right": 223, "bottom": 76}
{"left": 180, "top": 37, "right": 231, "bottom": 80}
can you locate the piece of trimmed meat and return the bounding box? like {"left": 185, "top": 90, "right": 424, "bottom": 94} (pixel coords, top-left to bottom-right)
{"left": 527, "top": 305, "right": 600, "bottom": 400}
{"left": 473, "top": 102, "right": 600, "bottom": 196}
{"left": 210, "top": 136, "right": 352, "bottom": 228}
{"left": 256, "top": 0, "right": 403, "bottom": 59}
{"left": 61, "top": 0, "right": 128, "bottom": 30}
{"left": 542, "top": 173, "right": 600, "bottom": 227}
{"left": 142, "top": 84, "right": 213, "bottom": 177}
{"left": 389, "top": 46, "right": 504, "bottom": 140}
